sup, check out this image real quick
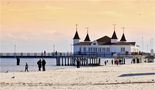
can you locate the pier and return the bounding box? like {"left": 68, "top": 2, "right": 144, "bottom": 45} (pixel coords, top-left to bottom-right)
{"left": 0, "top": 52, "right": 154, "bottom": 66}
{"left": 55, "top": 56, "right": 100, "bottom": 66}
{"left": 0, "top": 52, "right": 101, "bottom": 66}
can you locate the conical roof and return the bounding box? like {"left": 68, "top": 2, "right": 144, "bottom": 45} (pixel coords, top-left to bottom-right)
{"left": 120, "top": 33, "right": 126, "bottom": 41}
{"left": 73, "top": 31, "right": 80, "bottom": 39}
{"left": 111, "top": 31, "right": 118, "bottom": 39}
{"left": 84, "top": 33, "right": 90, "bottom": 42}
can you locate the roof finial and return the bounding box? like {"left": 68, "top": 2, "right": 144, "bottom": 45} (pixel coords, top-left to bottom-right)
{"left": 120, "top": 27, "right": 126, "bottom": 42}
{"left": 113, "top": 24, "right": 116, "bottom": 31}
{"left": 122, "top": 27, "right": 125, "bottom": 33}
{"left": 75, "top": 24, "right": 78, "bottom": 31}
{"left": 84, "top": 27, "right": 90, "bottom": 42}
{"left": 85, "top": 27, "right": 89, "bottom": 34}
{"left": 111, "top": 24, "right": 118, "bottom": 39}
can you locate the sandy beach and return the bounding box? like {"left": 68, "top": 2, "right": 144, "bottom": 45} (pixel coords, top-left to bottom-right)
{"left": 0, "top": 63, "right": 155, "bottom": 90}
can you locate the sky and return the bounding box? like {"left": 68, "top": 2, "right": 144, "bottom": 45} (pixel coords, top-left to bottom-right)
{"left": 0, "top": 0, "right": 155, "bottom": 53}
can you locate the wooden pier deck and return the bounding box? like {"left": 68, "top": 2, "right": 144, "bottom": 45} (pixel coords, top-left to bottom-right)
{"left": 0, "top": 52, "right": 101, "bottom": 66}
{"left": 0, "top": 52, "right": 154, "bottom": 66}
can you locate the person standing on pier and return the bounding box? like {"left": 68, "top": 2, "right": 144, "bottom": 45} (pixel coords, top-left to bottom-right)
{"left": 25, "top": 62, "right": 29, "bottom": 72}
{"left": 37, "top": 59, "right": 42, "bottom": 71}
{"left": 42, "top": 58, "right": 46, "bottom": 71}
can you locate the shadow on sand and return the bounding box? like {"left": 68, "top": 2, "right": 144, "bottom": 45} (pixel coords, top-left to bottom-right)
{"left": 119, "top": 72, "right": 155, "bottom": 77}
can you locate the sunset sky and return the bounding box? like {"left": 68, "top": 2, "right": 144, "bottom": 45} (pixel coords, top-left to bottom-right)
{"left": 0, "top": 0, "right": 155, "bottom": 52}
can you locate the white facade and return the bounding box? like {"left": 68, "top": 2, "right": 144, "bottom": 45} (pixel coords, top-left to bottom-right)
{"left": 74, "top": 44, "right": 139, "bottom": 55}
{"left": 73, "top": 30, "right": 140, "bottom": 56}
{"left": 73, "top": 39, "right": 79, "bottom": 44}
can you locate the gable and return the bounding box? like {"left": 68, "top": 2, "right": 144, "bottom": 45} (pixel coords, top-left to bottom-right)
{"left": 96, "top": 36, "right": 111, "bottom": 45}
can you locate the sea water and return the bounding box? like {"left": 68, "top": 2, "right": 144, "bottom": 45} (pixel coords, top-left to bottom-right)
{"left": 0, "top": 58, "right": 75, "bottom": 72}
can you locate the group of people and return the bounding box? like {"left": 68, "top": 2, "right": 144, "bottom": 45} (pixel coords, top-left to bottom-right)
{"left": 37, "top": 58, "right": 46, "bottom": 71}
{"left": 104, "top": 58, "right": 126, "bottom": 66}
{"left": 25, "top": 58, "right": 46, "bottom": 72}
{"left": 24, "top": 58, "right": 127, "bottom": 72}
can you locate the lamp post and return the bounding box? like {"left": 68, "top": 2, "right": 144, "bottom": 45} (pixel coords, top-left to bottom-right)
{"left": 53, "top": 44, "right": 55, "bottom": 52}
{"left": 14, "top": 44, "right": 16, "bottom": 56}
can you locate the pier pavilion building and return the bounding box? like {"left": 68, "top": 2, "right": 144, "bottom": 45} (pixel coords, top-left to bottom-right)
{"left": 73, "top": 26, "right": 139, "bottom": 56}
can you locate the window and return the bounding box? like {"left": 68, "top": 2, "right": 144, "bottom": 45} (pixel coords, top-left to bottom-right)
{"left": 121, "top": 47, "right": 125, "bottom": 52}
{"left": 93, "top": 48, "right": 97, "bottom": 52}
{"left": 83, "top": 47, "right": 86, "bottom": 52}
{"left": 93, "top": 43, "right": 96, "bottom": 45}
{"left": 102, "top": 48, "right": 105, "bottom": 52}
{"left": 93, "top": 48, "right": 96, "bottom": 52}
{"left": 95, "top": 48, "right": 97, "bottom": 52}
{"left": 89, "top": 47, "right": 93, "bottom": 52}
{"left": 88, "top": 48, "right": 91, "bottom": 52}
{"left": 107, "top": 48, "right": 110, "bottom": 52}
{"left": 98, "top": 48, "right": 102, "bottom": 52}
{"left": 79, "top": 47, "right": 81, "bottom": 52}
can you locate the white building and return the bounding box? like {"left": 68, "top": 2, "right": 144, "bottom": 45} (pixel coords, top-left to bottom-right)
{"left": 73, "top": 26, "right": 139, "bottom": 56}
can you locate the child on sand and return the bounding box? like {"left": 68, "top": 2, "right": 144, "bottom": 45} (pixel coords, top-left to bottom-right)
{"left": 25, "top": 62, "right": 29, "bottom": 72}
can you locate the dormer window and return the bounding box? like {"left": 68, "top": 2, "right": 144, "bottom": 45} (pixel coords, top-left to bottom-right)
{"left": 93, "top": 43, "right": 96, "bottom": 45}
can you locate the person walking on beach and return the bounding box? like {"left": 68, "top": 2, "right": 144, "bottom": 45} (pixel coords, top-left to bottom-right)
{"left": 119, "top": 59, "right": 121, "bottom": 65}
{"left": 111, "top": 60, "right": 114, "bottom": 65}
{"left": 37, "top": 59, "right": 42, "bottom": 71}
{"left": 115, "top": 59, "right": 119, "bottom": 66}
{"left": 25, "top": 62, "right": 29, "bottom": 72}
{"left": 123, "top": 58, "right": 126, "bottom": 64}
{"left": 104, "top": 61, "right": 107, "bottom": 66}
{"left": 42, "top": 58, "right": 46, "bottom": 71}
{"left": 77, "top": 59, "right": 80, "bottom": 68}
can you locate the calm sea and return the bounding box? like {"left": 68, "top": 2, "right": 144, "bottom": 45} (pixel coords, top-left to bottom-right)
{"left": 0, "top": 58, "right": 76, "bottom": 72}
{"left": 0, "top": 58, "right": 134, "bottom": 72}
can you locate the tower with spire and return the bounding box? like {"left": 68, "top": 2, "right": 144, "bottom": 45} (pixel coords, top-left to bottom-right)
{"left": 111, "top": 24, "right": 118, "bottom": 43}
{"left": 84, "top": 27, "right": 91, "bottom": 42}
{"left": 120, "top": 27, "right": 126, "bottom": 42}
{"left": 73, "top": 24, "right": 80, "bottom": 45}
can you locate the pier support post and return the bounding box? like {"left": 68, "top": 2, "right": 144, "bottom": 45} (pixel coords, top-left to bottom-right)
{"left": 68, "top": 57, "right": 70, "bottom": 66}
{"left": 89, "top": 58, "right": 91, "bottom": 65}
{"left": 86, "top": 58, "right": 89, "bottom": 66}
{"left": 16, "top": 57, "right": 20, "bottom": 66}
{"left": 84, "top": 58, "right": 86, "bottom": 66}
{"left": 90, "top": 58, "right": 92, "bottom": 65}
{"left": 92, "top": 58, "right": 95, "bottom": 65}
{"left": 81, "top": 58, "right": 83, "bottom": 66}
{"left": 95, "top": 58, "right": 97, "bottom": 65}
{"left": 70, "top": 57, "right": 74, "bottom": 66}
{"left": 65, "top": 57, "right": 67, "bottom": 66}
{"left": 56, "top": 57, "right": 60, "bottom": 66}
{"left": 94, "top": 58, "right": 96, "bottom": 65}
{"left": 62, "top": 58, "right": 63, "bottom": 66}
